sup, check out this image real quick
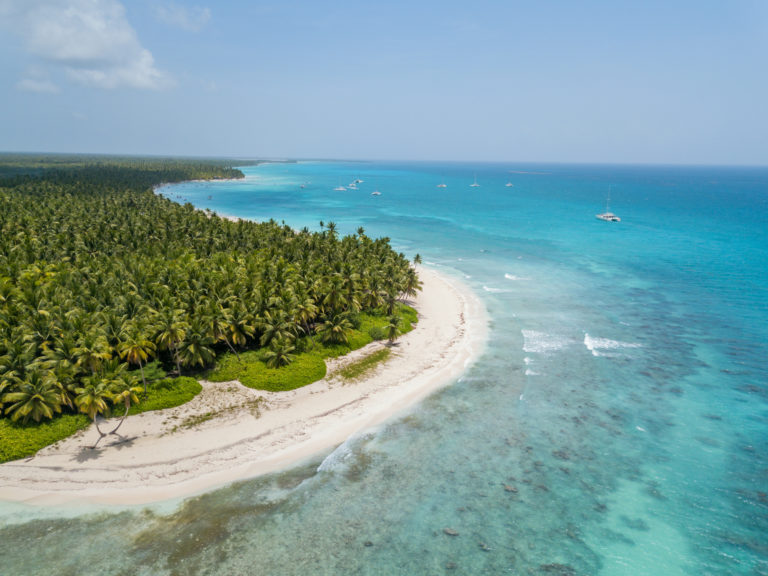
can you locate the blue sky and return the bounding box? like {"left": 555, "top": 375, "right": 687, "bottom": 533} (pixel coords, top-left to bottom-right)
{"left": 0, "top": 0, "right": 766, "bottom": 165}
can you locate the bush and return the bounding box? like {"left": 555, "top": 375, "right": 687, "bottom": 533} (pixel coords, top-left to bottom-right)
{"left": 368, "top": 326, "right": 386, "bottom": 341}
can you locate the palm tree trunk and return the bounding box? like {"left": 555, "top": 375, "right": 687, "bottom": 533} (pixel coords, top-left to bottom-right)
{"left": 109, "top": 397, "right": 131, "bottom": 436}
{"left": 139, "top": 359, "right": 147, "bottom": 396}
{"left": 223, "top": 335, "right": 241, "bottom": 361}
{"left": 90, "top": 416, "right": 107, "bottom": 449}
{"left": 173, "top": 343, "right": 181, "bottom": 375}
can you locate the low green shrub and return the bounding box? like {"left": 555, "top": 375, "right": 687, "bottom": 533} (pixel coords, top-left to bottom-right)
{"left": 0, "top": 414, "right": 90, "bottom": 464}
{"left": 205, "top": 303, "right": 417, "bottom": 392}
{"left": 368, "top": 326, "right": 386, "bottom": 341}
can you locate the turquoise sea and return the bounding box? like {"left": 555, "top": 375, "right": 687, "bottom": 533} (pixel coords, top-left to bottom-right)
{"left": 1, "top": 161, "right": 767, "bottom": 575}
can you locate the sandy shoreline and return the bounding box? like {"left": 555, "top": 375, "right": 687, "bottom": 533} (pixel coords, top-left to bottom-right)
{"left": 0, "top": 267, "right": 487, "bottom": 506}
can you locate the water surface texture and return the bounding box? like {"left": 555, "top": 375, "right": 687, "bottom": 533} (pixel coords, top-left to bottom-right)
{"left": 2, "top": 162, "right": 767, "bottom": 575}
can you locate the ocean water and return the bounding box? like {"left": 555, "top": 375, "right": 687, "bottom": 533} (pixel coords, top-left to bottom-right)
{"left": 2, "top": 162, "right": 767, "bottom": 575}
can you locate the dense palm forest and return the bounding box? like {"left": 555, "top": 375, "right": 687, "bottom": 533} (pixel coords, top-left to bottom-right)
{"left": 0, "top": 156, "right": 420, "bottom": 428}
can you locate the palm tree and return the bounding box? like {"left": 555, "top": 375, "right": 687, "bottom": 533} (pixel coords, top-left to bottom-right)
{"left": 108, "top": 373, "right": 141, "bottom": 435}
{"left": 154, "top": 308, "right": 188, "bottom": 375}
{"left": 258, "top": 308, "right": 296, "bottom": 348}
{"left": 74, "top": 330, "right": 112, "bottom": 375}
{"left": 118, "top": 326, "right": 156, "bottom": 395}
{"left": 3, "top": 369, "right": 62, "bottom": 424}
{"left": 386, "top": 314, "right": 401, "bottom": 345}
{"left": 177, "top": 318, "right": 216, "bottom": 369}
{"left": 264, "top": 338, "right": 296, "bottom": 368}
{"left": 74, "top": 377, "right": 113, "bottom": 448}
{"left": 316, "top": 313, "right": 353, "bottom": 345}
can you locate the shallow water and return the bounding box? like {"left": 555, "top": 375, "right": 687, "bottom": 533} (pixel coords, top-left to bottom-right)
{"left": 2, "top": 162, "right": 767, "bottom": 575}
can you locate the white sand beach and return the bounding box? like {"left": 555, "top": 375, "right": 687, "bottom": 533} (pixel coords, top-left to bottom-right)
{"left": 0, "top": 267, "right": 487, "bottom": 506}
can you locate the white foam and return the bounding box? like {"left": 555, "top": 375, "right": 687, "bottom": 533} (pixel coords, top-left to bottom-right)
{"left": 523, "top": 357, "right": 533, "bottom": 365}
{"left": 584, "top": 333, "right": 642, "bottom": 357}
{"left": 522, "top": 330, "right": 572, "bottom": 354}
{"left": 482, "top": 285, "right": 509, "bottom": 293}
{"left": 316, "top": 440, "right": 353, "bottom": 473}
{"left": 504, "top": 273, "right": 529, "bottom": 281}
{"left": 525, "top": 369, "right": 540, "bottom": 376}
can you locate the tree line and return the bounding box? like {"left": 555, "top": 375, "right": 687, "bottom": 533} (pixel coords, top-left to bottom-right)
{"left": 0, "top": 159, "right": 421, "bottom": 426}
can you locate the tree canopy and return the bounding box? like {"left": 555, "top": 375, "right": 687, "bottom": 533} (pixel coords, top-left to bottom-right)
{"left": 0, "top": 157, "right": 420, "bottom": 426}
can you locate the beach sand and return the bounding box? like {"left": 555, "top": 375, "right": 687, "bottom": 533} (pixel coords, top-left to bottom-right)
{"left": 0, "top": 267, "right": 487, "bottom": 506}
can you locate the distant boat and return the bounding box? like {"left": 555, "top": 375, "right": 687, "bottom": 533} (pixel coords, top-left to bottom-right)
{"left": 505, "top": 182, "right": 514, "bottom": 187}
{"left": 596, "top": 187, "right": 621, "bottom": 222}
{"left": 437, "top": 183, "right": 447, "bottom": 188}
{"left": 348, "top": 184, "right": 358, "bottom": 190}
{"left": 371, "top": 190, "right": 381, "bottom": 196}
{"left": 334, "top": 179, "right": 346, "bottom": 191}
{"left": 470, "top": 173, "right": 480, "bottom": 188}
{"left": 354, "top": 178, "right": 364, "bottom": 184}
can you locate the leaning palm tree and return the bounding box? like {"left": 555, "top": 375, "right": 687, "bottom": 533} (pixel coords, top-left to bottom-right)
{"left": 74, "top": 377, "right": 113, "bottom": 448}
{"left": 118, "top": 326, "right": 156, "bottom": 395}
{"left": 108, "top": 373, "right": 141, "bottom": 436}
{"left": 2, "top": 368, "right": 62, "bottom": 423}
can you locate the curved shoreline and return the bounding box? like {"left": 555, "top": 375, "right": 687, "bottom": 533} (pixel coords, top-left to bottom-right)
{"left": 0, "top": 267, "right": 487, "bottom": 506}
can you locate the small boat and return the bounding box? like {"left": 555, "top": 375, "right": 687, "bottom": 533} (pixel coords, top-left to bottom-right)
{"left": 596, "top": 187, "right": 620, "bottom": 222}
{"left": 437, "top": 183, "right": 447, "bottom": 188}
{"left": 505, "top": 182, "right": 514, "bottom": 187}
{"left": 470, "top": 173, "right": 480, "bottom": 188}
{"left": 334, "top": 185, "right": 347, "bottom": 191}
{"left": 348, "top": 184, "right": 358, "bottom": 190}
{"left": 371, "top": 190, "right": 381, "bottom": 196}
{"left": 354, "top": 178, "right": 364, "bottom": 184}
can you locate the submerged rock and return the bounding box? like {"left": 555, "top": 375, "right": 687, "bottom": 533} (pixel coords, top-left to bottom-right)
{"left": 443, "top": 528, "right": 459, "bottom": 536}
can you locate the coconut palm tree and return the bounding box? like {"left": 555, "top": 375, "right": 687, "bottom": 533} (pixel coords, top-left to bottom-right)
{"left": 264, "top": 338, "right": 296, "bottom": 368}
{"left": 153, "top": 308, "right": 188, "bottom": 375}
{"left": 74, "top": 377, "right": 113, "bottom": 448}
{"left": 387, "top": 314, "right": 401, "bottom": 345}
{"left": 177, "top": 318, "right": 216, "bottom": 369}
{"left": 316, "top": 313, "right": 353, "bottom": 345}
{"left": 3, "top": 369, "right": 62, "bottom": 424}
{"left": 108, "top": 373, "right": 141, "bottom": 435}
{"left": 118, "top": 325, "right": 156, "bottom": 395}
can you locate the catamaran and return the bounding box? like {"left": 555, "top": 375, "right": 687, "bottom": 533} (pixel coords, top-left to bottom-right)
{"left": 470, "top": 173, "right": 480, "bottom": 187}
{"left": 596, "top": 187, "right": 621, "bottom": 222}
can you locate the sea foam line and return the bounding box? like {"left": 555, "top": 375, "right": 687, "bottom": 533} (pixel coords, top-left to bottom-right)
{"left": 583, "top": 333, "right": 642, "bottom": 357}
{"left": 521, "top": 330, "right": 573, "bottom": 354}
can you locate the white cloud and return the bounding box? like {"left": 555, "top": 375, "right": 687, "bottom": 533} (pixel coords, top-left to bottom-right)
{"left": 152, "top": 2, "right": 210, "bottom": 32}
{"left": 1, "top": 0, "right": 171, "bottom": 90}
{"left": 16, "top": 76, "right": 60, "bottom": 93}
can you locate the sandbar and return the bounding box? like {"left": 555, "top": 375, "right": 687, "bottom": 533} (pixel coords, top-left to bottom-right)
{"left": 0, "top": 267, "right": 487, "bottom": 506}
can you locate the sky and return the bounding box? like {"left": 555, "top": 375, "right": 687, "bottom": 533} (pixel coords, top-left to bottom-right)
{"left": 0, "top": 0, "right": 766, "bottom": 165}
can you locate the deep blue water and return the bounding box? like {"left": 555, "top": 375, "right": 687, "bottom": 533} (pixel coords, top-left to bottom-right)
{"left": 1, "top": 161, "right": 767, "bottom": 575}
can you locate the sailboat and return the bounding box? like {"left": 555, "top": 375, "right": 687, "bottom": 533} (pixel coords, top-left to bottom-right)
{"left": 596, "top": 187, "right": 621, "bottom": 222}
{"left": 505, "top": 181, "right": 514, "bottom": 187}
{"left": 437, "top": 176, "right": 447, "bottom": 188}
{"left": 470, "top": 173, "right": 480, "bottom": 187}
{"left": 333, "top": 178, "right": 347, "bottom": 191}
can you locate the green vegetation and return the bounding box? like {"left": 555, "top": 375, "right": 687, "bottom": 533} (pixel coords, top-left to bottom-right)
{"left": 337, "top": 348, "right": 391, "bottom": 382}
{"left": 206, "top": 304, "right": 415, "bottom": 391}
{"left": 0, "top": 413, "right": 90, "bottom": 463}
{"left": 0, "top": 155, "right": 421, "bottom": 457}
{"left": 120, "top": 377, "right": 203, "bottom": 416}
